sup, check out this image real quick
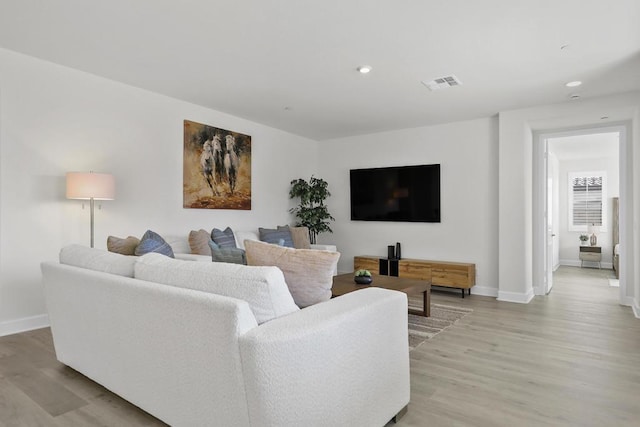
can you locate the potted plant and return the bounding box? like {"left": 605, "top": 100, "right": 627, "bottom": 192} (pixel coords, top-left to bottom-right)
{"left": 354, "top": 269, "right": 373, "bottom": 285}
{"left": 579, "top": 234, "right": 589, "bottom": 246}
{"left": 289, "top": 176, "right": 335, "bottom": 244}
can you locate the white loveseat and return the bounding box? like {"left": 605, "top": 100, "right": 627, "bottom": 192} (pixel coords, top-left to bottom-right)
{"left": 41, "top": 245, "right": 410, "bottom": 427}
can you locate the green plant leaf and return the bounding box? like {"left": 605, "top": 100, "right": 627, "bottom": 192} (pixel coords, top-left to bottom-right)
{"left": 289, "top": 176, "right": 334, "bottom": 244}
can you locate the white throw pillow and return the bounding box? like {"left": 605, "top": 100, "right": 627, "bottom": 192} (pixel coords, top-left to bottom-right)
{"left": 244, "top": 240, "right": 340, "bottom": 308}
{"left": 134, "top": 253, "right": 299, "bottom": 324}
{"left": 234, "top": 230, "right": 259, "bottom": 250}
{"left": 162, "top": 234, "right": 191, "bottom": 254}
{"left": 59, "top": 244, "right": 137, "bottom": 277}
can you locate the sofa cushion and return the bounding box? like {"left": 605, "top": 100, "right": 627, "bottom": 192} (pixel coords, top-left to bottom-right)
{"left": 163, "top": 234, "right": 191, "bottom": 254}
{"left": 234, "top": 230, "right": 259, "bottom": 250}
{"left": 189, "top": 229, "right": 212, "bottom": 255}
{"left": 107, "top": 235, "right": 140, "bottom": 256}
{"left": 244, "top": 240, "right": 340, "bottom": 308}
{"left": 211, "top": 227, "right": 237, "bottom": 248}
{"left": 134, "top": 253, "right": 299, "bottom": 324}
{"left": 60, "top": 244, "right": 137, "bottom": 277}
{"left": 135, "top": 230, "right": 175, "bottom": 258}
{"left": 209, "top": 240, "right": 247, "bottom": 265}
{"left": 288, "top": 226, "right": 311, "bottom": 249}
{"left": 259, "top": 226, "right": 294, "bottom": 248}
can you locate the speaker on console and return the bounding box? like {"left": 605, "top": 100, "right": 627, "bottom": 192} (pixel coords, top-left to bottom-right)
{"left": 387, "top": 245, "right": 396, "bottom": 260}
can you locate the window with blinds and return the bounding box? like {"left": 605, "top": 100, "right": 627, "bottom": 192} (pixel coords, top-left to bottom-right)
{"left": 568, "top": 171, "right": 607, "bottom": 232}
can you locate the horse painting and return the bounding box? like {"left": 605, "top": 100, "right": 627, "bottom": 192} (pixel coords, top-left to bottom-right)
{"left": 183, "top": 120, "right": 251, "bottom": 210}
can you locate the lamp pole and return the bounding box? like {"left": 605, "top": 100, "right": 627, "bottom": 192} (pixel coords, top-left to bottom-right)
{"left": 90, "top": 197, "right": 95, "bottom": 248}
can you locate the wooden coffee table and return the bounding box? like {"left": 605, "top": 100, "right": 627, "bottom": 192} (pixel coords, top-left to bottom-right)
{"left": 332, "top": 273, "right": 431, "bottom": 317}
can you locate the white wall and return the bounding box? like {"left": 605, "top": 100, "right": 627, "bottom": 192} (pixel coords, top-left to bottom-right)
{"left": 318, "top": 117, "right": 499, "bottom": 297}
{"left": 557, "top": 156, "right": 619, "bottom": 267}
{"left": 0, "top": 48, "right": 318, "bottom": 335}
{"left": 633, "top": 105, "right": 640, "bottom": 317}
{"left": 498, "top": 114, "right": 534, "bottom": 302}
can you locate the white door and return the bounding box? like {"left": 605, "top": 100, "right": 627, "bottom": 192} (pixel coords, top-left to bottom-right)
{"left": 546, "top": 176, "right": 554, "bottom": 294}
{"left": 543, "top": 139, "right": 554, "bottom": 294}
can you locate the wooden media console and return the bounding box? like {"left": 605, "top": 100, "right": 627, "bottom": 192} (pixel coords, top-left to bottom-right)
{"left": 354, "top": 256, "right": 476, "bottom": 298}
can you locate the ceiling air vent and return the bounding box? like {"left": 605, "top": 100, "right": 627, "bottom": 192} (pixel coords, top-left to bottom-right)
{"left": 421, "top": 75, "right": 463, "bottom": 91}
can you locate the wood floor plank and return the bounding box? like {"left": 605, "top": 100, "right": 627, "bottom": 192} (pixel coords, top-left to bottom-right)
{"left": 0, "top": 378, "right": 61, "bottom": 427}
{"left": 6, "top": 368, "right": 88, "bottom": 417}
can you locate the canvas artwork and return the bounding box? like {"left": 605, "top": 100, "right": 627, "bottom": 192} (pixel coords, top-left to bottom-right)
{"left": 183, "top": 120, "right": 251, "bottom": 209}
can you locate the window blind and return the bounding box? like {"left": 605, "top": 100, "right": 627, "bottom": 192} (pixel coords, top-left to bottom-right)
{"left": 572, "top": 176, "right": 602, "bottom": 226}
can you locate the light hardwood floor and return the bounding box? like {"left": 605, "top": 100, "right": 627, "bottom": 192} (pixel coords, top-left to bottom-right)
{"left": 1, "top": 266, "right": 638, "bottom": 426}
{"left": 396, "top": 266, "right": 640, "bottom": 427}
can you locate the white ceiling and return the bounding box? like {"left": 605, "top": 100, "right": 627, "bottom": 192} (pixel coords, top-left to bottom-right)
{"left": 1, "top": 0, "right": 639, "bottom": 141}
{"left": 549, "top": 132, "right": 619, "bottom": 160}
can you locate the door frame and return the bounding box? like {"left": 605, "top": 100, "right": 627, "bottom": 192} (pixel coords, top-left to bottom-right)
{"left": 533, "top": 124, "right": 628, "bottom": 303}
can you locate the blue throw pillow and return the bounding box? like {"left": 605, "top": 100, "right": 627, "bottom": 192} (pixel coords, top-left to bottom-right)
{"left": 211, "top": 227, "right": 237, "bottom": 248}
{"left": 208, "top": 240, "right": 246, "bottom": 265}
{"left": 134, "top": 230, "right": 175, "bottom": 258}
{"left": 259, "top": 226, "right": 294, "bottom": 248}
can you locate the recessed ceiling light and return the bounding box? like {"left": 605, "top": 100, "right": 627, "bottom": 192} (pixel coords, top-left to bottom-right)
{"left": 601, "top": 116, "right": 609, "bottom": 120}
{"left": 357, "top": 65, "right": 372, "bottom": 74}
{"left": 566, "top": 80, "right": 582, "bottom": 88}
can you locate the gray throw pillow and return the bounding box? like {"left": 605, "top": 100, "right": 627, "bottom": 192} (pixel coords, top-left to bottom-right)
{"left": 208, "top": 240, "right": 246, "bottom": 265}
{"left": 259, "top": 225, "right": 294, "bottom": 248}
{"left": 134, "top": 230, "right": 175, "bottom": 258}
{"left": 211, "top": 227, "right": 237, "bottom": 248}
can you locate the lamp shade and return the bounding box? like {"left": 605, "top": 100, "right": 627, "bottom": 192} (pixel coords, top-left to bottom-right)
{"left": 66, "top": 172, "right": 115, "bottom": 200}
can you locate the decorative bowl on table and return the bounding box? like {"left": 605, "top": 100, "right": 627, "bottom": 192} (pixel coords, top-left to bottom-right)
{"left": 354, "top": 269, "right": 373, "bottom": 285}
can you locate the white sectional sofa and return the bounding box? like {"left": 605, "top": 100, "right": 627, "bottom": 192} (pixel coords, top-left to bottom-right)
{"left": 41, "top": 245, "right": 410, "bottom": 427}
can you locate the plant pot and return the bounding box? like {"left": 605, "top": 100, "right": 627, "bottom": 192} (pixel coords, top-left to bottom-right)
{"left": 354, "top": 275, "right": 373, "bottom": 285}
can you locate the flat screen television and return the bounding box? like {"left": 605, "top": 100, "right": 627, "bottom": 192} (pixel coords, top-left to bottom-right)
{"left": 350, "top": 164, "right": 441, "bottom": 222}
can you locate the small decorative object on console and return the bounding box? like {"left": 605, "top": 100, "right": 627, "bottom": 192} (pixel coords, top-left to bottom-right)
{"left": 354, "top": 269, "right": 373, "bottom": 285}
{"left": 387, "top": 245, "right": 395, "bottom": 259}
{"left": 579, "top": 234, "right": 589, "bottom": 246}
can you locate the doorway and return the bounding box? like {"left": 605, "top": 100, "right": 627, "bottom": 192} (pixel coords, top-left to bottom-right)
{"left": 533, "top": 125, "right": 627, "bottom": 303}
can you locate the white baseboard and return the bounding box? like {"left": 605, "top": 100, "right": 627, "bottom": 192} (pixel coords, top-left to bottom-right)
{"left": 0, "top": 314, "right": 50, "bottom": 337}
{"left": 470, "top": 286, "right": 498, "bottom": 298}
{"left": 497, "top": 288, "right": 535, "bottom": 304}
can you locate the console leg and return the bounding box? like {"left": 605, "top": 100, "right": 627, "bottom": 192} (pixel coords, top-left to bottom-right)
{"left": 461, "top": 288, "right": 464, "bottom": 298}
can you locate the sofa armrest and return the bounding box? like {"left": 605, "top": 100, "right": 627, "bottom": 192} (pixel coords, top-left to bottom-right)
{"left": 239, "top": 287, "right": 410, "bottom": 426}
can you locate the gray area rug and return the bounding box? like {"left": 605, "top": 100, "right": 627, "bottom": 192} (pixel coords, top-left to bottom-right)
{"left": 407, "top": 302, "right": 473, "bottom": 350}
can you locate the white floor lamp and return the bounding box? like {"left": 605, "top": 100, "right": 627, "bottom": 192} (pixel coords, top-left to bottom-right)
{"left": 66, "top": 172, "right": 115, "bottom": 248}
